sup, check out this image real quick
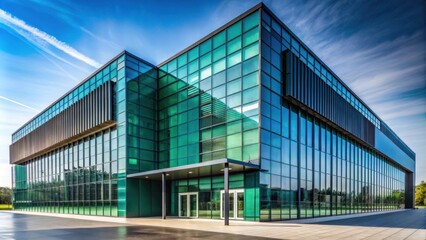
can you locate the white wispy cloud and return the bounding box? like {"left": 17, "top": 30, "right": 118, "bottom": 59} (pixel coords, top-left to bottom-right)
{"left": 0, "top": 95, "right": 39, "bottom": 112}
{"left": 0, "top": 8, "right": 100, "bottom": 68}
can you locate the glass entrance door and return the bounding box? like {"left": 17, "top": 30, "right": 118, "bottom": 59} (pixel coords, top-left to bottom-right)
{"left": 220, "top": 189, "right": 244, "bottom": 220}
{"left": 179, "top": 192, "right": 198, "bottom": 218}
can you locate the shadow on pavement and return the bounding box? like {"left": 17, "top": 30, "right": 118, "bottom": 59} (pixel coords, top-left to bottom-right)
{"left": 5, "top": 225, "right": 280, "bottom": 240}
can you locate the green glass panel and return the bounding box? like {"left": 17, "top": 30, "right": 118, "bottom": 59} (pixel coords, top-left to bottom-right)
{"left": 187, "top": 143, "right": 199, "bottom": 155}
{"left": 212, "top": 84, "right": 226, "bottom": 99}
{"left": 200, "top": 66, "right": 212, "bottom": 80}
{"left": 199, "top": 178, "right": 211, "bottom": 190}
{"left": 227, "top": 120, "right": 242, "bottom": 135}
{"left": 212, "top": 149, "right": 226, "bottom": 159}
{"left": 200, "top": 39, "right": 212, "bottom": 56}
{"left": 227, "top": 147, "right": 242, "bottom": 160}
{"left": 243, "top": 86, "right": 258, "bottom": 104}
{"left": 178, "top": 145, "right": 187, "bottom": 158}
{"left": 188, "top": 71, "right": 199, "bottom": 84}
{"left": 213, "top": 30, "right": 226, "bottom": 48}
{"left": 227, "top": 64, "right": 241, "bottom": 81}
{"left": 227, "top": 21, "right": 242, "bottom": 40}
{"left": 168, "top": 59, "right": 177, "bottom": 72}
{"left": 243, "top": 143, "right": 259, "bottom": 161}
{"left": 177, "top": 53, "right": 187, "bottom": 67}
{"left": 243, "top": 129, "right": 258, "bottom": 145}
{"left": 188, "top": 47, "right": 199, "bottom": 62}
{"left": 227, "top": 36, "right": 242, "bottom": 54}
{"left": 243, "top": 11, "right": 259, "bottom": 32}
{"left": 243, "top": 27, "right": 259, "bottom": 47}
{"left": 227, "top": 92, "right": 241, "bottom": 108}
{"left": 227, "top": 133, "right": 242, "bottom": 148}
{"left": 243, "top": 71, "right": 258, "bottom": 90}
{"left": 201, "top": 129, "right": 211, "bottom": 141}
{"left": 242, "top": 56, "right": 259, "bottom": 75}
{"left": 177, "top": 66, "right": 187, "bottom": 78}
{"left": 227, "top": 78, "right": 241, "bottom": 95}
{"left": 188, "top": 132, "right": 199, "bottom": 144}
{"left": 243, "top": 42, "right": 259, "bottom": 61}
{"left": 212, "top": 125, "right": 226, "bottom": 138}
{"left": 212, "top": 59, "right": 226, "bottom": 74}
{"left": 213, "top": 45, "right": 226, "bottom": 62}
{"left": 188, "top": 60, "right": 199, "bottom": 74}
{"left": 188, "top": 96, "right": 199, "bottom": 109}
{"left": 212, "top": 71, "right": 226, "bottom": 87}
{"left": 200, "top": 52, "right": 212, "bottom": 68}
{"left": 201, "top": 104, "right": 212, "bottom": 117}
{"left": 227, "top": 51, "right": 242, "bottom": 67}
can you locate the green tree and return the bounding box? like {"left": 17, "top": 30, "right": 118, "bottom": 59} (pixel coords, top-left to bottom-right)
{"left": 0, "top": 187, "right": 12, "bottom": 205}
{"left": 415, "top": 181, "right": 426, "bottom": 206}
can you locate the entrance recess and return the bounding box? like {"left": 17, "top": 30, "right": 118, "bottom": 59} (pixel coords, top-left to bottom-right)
{"left": 220, "top": 189, "right": 244, "bottom": 219}
{"left": 127, "top": 159, "right": 259, "bottom": 225}
{"left": 179, "top": 192, "right": 198, "bottom": 218}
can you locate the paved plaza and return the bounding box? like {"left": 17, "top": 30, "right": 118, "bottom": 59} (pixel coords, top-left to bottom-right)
{"left": 0, "top": 209, "right": 425, "bottom": 240}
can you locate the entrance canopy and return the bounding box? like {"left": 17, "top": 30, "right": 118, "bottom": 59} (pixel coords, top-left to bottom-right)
{"left": 126, "top": 158, "right": 260, "bottom": 181}
{"left": 126, "top": 158, "right": 260, "bottom": 225}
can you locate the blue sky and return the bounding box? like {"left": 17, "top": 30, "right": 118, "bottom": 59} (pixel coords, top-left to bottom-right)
{"left": 0, "top": 0, "right": 425, "bottom": 187}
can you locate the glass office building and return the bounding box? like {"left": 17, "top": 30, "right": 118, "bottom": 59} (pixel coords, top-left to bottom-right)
{"left": 11, "top": 3, "right": 415, "bottom": 221}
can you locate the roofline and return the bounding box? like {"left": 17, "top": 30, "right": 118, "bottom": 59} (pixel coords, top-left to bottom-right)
{"left": 157, "top": 2, "right": 264, "bottom": 67}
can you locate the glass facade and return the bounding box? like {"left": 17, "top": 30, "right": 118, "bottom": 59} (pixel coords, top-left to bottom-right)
{"left": 157, "top": 10, "right": 260, "bottom": 167}
{"left": 12, "top": 128, "right": 119, "bottom": 216}
{"left": 11, "top": 3, "right": 414, "bottom": 221}
{"left": 258, "top": 102, "right": 406, "bottom": 221}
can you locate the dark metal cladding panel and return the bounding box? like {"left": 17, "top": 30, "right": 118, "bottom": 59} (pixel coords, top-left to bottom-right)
{"left": 283, "top": 50, "right": 375, "bottom": 147}
{"left": 10, "top": 81, "right": 115, "bottom": 164}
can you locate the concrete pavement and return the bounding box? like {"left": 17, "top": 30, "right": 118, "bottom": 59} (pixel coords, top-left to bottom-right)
{"left": 1, "top": 209, "right": 425, "bottom": 240}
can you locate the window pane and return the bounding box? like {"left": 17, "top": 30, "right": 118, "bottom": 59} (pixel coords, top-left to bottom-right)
{"left": 243, "top": 42, "right": 259, "bottom": 61}
{"left": 227, "top": 133, "right": 242, "bottom": 148}
{"left": 243, "top": 129, "right": 258, "bottom": 145}
{"left": 200, "top": 66, "right": 212, "bottom": 80}
{"left": 213, "top": 59, "right": 226, "bottom": 74}
{"left": 242, "top": 56, "right": 259, "bottom": 75}
{"left": 227, "top": 92, "right": 241, "bottom": 108}
{"left": 188, "top": 47, "right": 199, "bottom": 62}
{"left": 200, "top": 39, "right": 212, "bottom": 56}
{"left": 227, "top": 51, "right": 242, "bottom": 67}
{"left": 227, "top": 120, "right": 242, "bottom": 135}
{"left": 227, "top": 78, "right": 241, "bottom": 95}
{"left": 243, "top": 86, "right": 258, "bottom": 104}
{"left": 227, "top": 21, "right": 242, "bottom": 40}
{"left": 200, "top": 53, "right": 212, "bottom": 68}
{"left": 177, "top": 53, "right": 187, "bottom": 67}
{"left": 188, "top": 60, "right": 199, "bottom": 74}
{"left": 227, "top": 63, "right": 241, "bottom": 81}
{"left": 213, "top": 30, "right": 226, "bottom": 49}
{"left": 243, "top": 27, "right": 259, "bottom": 47}
{"left": 243, "top": 71, "right": 258, "bottom": 90}
{"left": 213, "top": 45, "right": 226, "bottom": 62}
{"left": 243, "top": 11, "right": 259, "bottom": 32}
{"left": 227, "top": 36, "right": 242, "bottom": 54}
